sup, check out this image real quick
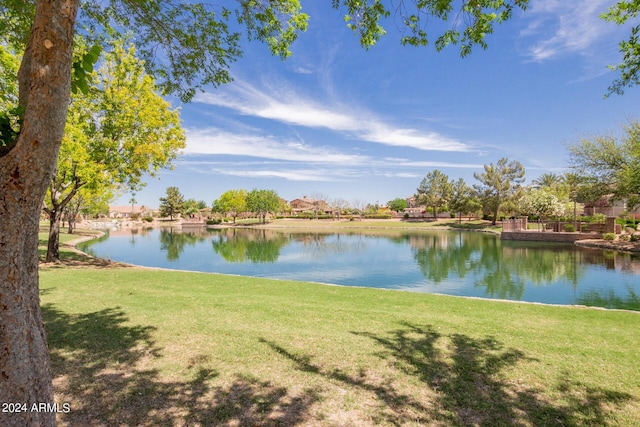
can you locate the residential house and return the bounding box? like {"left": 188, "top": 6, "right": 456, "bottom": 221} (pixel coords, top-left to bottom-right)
{"left": 289, "top": 196, "right": 314, "bottom": 213}
{"left": 109, "top": 205, "right": 156, "bottom": 219}
{"left": 583, "top": 196, "right": 640, "bottom": 219}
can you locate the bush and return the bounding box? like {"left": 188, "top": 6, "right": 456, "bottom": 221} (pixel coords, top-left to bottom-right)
{"left": 206, "top": 219, "right": 222, "bottom": 225}
{"left": 143, "top": 216, "right": 154, "bottom": 223}
{"left": 403, "top": 213, "right": 409, "bottom": 219}
{"left": 619, "top": 234, "right": 631, "bottom": 242}
{"left": 294, "top": 212, "right": 333, "bottom": 220}
{"left": 581, "top": 214, "right": 606, "bottom": 223}
{"left": 603, "top": 233, "right": 616, "bottom": 241}
{"left": 615, "top": 218, "right": 638, "bottom": 228}
{"left": 631, "top": 234, "right": 640, "bottom": 242}
{"left": 564, "top": 224, "right": 576, "bottom": 232}
{"left": 363, "top": 213, "right": 392, "bottom": 219}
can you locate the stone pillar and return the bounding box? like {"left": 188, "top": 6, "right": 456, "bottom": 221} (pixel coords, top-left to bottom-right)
{"left": 605, "top": 217, "right": 616, "bottom": 234}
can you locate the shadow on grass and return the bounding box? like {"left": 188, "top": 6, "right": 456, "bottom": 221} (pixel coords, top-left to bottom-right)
{"left": 262, "top": 322, "right": 633, "bottom": 426}
{"left": 38, "top": 248, "right": 131, "bottom": 268}
{"left": 43, "top": 304, "right": 319, "bottom": 426}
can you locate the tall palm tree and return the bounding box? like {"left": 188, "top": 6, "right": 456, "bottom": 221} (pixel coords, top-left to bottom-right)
{"left": 532, "top": 172, "right": 562, "bottom": 190}
{"left": 562, "top": 172, "right": 584, "bottom": 228}
{"left": 129, "top": 192, "right": 137, "bottom": 215}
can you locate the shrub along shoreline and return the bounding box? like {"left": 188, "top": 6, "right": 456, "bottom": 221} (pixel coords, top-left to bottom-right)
{"left": 38, "top": 226, "right": 640, "bottom": 426}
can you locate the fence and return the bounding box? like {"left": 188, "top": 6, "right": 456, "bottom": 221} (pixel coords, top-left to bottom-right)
{"left": 502, "top": 217, "right": 528, "bottom": 232}
{"left": 502, "top": 217, "right": 619, "bottom": 234}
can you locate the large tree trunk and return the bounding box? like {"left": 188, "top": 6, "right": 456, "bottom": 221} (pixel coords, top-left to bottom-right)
{"left": 0, "top": 1, "right": 78, "bottom": 426}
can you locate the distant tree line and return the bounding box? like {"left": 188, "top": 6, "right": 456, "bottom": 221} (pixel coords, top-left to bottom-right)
{"left": 410, "top": 119, "right": 640, "bottom": 225}
{"left": 209, "top": 189, "right": 396, "bottom": 223}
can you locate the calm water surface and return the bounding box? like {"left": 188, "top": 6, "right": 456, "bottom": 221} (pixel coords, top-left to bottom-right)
{"left": 78, "top": 227, "right": 640, "bottom": 311}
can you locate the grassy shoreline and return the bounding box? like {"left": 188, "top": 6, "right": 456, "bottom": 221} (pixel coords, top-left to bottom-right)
{"left": 37, "top": 225, "right": 640, "bottom": 426}
{"left": 226, "top": 217, "right": 503, "bottom": 232}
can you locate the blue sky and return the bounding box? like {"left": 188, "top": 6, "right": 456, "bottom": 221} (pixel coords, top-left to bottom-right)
{"left": 117, "top": 1, "right": 640, "bottom": 208}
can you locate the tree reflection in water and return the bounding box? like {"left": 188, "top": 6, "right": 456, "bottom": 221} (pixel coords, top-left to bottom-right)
{"left": 410, "top": 232, "right": 639, "bottom": 304}
{"left": 211, "top": 228, "right": 289, "bottom": 263}
{"left": 159, "top": 228, "right": 208, "bottom": 261}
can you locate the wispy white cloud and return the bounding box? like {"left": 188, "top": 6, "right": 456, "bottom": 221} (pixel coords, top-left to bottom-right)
{"left": 393, "top": 172, "right": 422, "bottom": 179}
{"left": 184, "top": 128, "right": 369, "bottom": 164}
{"left": 194, "top": 80, "right": 357, "bottom": 130}
{"left": 210, "top": 169, "right": 341, "bottom": 182}
{"left": 521, "top": 1, "right": 623, "bottom": 62}
{"left": 193, "top": 79, "right": 470, "bottom": 152}
{"left": 374, "top": 171, "right": 422, "bottom": 179}
{"left": 364, "top": 126, "right": 468, "bottom": 152}
{"left": 182, "top": 79, "right": 484, "bottom": 182}
{"left": 294, "top": 67, "right": 314, "bottom": 74}
{"left": 390, "top": 159, "right": 484, "bottom": 169}
{"left": 179, "top": 157, "right": 364, "bottom": 182}
{"left": 181, "top": 128, "right": 482, "bottom": 182}
{"left": 185, "top": 128, "right": 482, "bottom": 168}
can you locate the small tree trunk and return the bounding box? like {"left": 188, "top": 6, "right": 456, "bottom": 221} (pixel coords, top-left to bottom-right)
{"left": 46, "top": 209, "right": 63, "bottom": 262}
{"left": 46, "top": 188, "right": 80, "bottom": 262}
{"left": 492, "top": 208, "right": 499, "bottom": 226}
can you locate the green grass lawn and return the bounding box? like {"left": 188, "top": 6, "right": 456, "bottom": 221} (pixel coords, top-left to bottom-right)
{"left": 40, "top": 263, "right": 640, "bottom": 426}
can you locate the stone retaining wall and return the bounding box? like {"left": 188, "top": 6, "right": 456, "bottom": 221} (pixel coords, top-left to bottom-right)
{"left": 500, "top": 231, "right": 602, "bottom": 243}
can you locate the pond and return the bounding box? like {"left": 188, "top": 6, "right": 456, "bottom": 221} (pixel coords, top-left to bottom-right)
{"left": 78, "top": 227, "right": 640, "bottom": 311}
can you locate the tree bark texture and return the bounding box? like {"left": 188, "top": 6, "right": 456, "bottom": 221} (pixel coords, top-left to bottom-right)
{"left": 0, "top": 1, "right": 78, "bottom": 426}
